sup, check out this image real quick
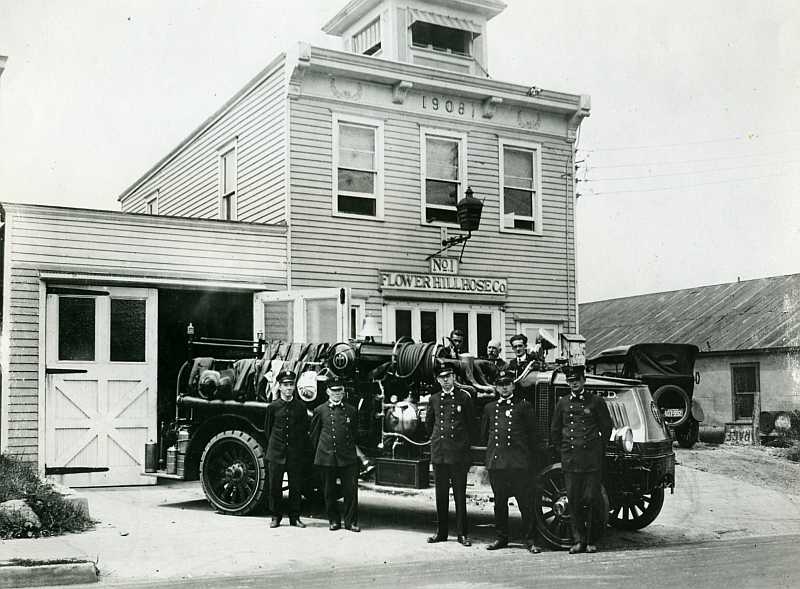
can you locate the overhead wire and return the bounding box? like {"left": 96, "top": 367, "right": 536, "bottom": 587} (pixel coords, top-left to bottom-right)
{"left": 581, "top": 128, "right": 800, "bottom": 153}
{"left": 585, "top": 159, "right": 800, "bottom": 182}
{"left": 582, "top": 147, "right": 800, "bottom": 170}
{"left": 587, "top": 170, "right": 798, "bottom": 196}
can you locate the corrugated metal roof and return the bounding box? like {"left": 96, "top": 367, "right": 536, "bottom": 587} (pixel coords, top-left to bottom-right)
{"left": 579, "top": 274, "right": 800, "bottom": 356}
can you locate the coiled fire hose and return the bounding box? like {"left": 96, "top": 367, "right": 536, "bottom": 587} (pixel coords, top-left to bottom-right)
{"left": 391, "top": 341, "right": 438, "bottom": 380}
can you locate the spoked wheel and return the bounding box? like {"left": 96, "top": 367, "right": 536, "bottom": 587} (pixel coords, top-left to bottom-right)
{"left": 200, "top": 430, "right": 266, "bottom": 515}
{"left": 533, "top": 463, "right": 573, "bottom": 549}
{"left": 608, "top": 488, "right": 665, "bottom": 530}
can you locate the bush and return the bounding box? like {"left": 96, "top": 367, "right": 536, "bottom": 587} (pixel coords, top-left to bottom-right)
{"left": 0, "top": 454, "right": 94, "bottom": 539}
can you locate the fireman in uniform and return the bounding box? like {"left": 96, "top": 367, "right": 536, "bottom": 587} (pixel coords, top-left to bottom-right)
{"left": 310, "top": 379, "right": 360, "bottom": 532}
{"left": 437, "top": 329, "right": 465, "bottom": 360}
{"left": 425, "top": 362, "right": 474, "bottom": 546}
{"left": 264, "top": 369, "right": 309, "bottom": 528}
{"left": 550, "top": 365, "right": 613, "bottom": 553}
{"left": 482, "top": 369, "right": 541, "bottom": 553}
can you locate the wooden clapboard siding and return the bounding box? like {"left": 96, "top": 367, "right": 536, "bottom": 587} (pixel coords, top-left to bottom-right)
{"left": 0, "top": 203, "right": 287, "bottom": 460}
{"left": 288, "top": 96, "right": 577, "bottom": 333}
{"left": 119, "top": 56, "right": 287, "bottom": 225}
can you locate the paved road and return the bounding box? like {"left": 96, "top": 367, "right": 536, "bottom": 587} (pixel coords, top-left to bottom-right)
{"left": 61, "top": 533, "right": 799, "bottom": 589}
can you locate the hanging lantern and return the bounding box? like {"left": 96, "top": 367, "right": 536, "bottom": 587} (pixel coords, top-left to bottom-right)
{"left": 456, "top": 186, "right": 483, "bottom": 232}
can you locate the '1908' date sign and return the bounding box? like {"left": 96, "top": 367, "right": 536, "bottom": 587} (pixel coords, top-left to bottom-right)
{"left": 380, "top": 271, "right": 507, "bottom": 295}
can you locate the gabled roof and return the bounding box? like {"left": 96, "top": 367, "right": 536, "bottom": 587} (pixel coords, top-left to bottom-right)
{"left": 579, "top": 274, "right": 800, "bottom": 356}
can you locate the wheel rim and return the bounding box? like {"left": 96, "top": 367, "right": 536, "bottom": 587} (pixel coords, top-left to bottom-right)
{"left": 203, "top": 438, "right": 260, "bottom": 510}
{"left": 534, "top": 466, "right": 573, "bottom": 548}
{"left": 609, "top": 489, "right": 662, "bottom": 528}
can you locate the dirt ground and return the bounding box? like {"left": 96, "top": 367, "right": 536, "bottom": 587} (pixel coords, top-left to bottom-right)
{"left": 676, "top": 442, "right": 800, "bottom": 497}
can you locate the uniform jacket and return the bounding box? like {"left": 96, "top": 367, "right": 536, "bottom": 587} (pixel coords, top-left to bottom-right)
{"left": 425, "top": 386, "right": 474, "bottom": 465}
{"left": 481, "top": 398, "right": 537, "bottom": 470}
{"left": 310, "top": 401, "right": 358, "bottom": 467}
{"left": 264, "top": 397, "right": 309, "bottom": 464}
{"left": 550, "top": 391, "right": 613, "bottom": 473}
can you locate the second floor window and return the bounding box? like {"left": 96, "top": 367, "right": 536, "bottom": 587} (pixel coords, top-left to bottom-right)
{"left": 500, "top": 141, "right": 541, "bottom": 233}
{"left": 145, "top": 190, "right": 158, "bottom": 215}
{"left": 422, "top": 130, "right": 465, "bottom": 225}
{"left": 334, "top": 115, "right": 383, "bottom": 218}
{"left": 218, "top": 141, "right": 237, "bottom": 220}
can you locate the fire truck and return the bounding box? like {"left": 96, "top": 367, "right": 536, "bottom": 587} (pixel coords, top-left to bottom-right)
{"left": 147, "top": 328, "right": 676, "bottom": 549}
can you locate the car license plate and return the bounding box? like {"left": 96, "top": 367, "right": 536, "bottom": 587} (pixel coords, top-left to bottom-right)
{"left": 664, "top": 409, "right": 683, "bottom": 417}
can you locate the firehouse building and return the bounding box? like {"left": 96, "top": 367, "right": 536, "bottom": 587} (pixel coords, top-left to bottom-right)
{"left": 0, "top": 0, "right": 590, "bottom": 485}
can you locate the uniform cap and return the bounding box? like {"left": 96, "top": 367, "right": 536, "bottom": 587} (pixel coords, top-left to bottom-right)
{"left": 564, "top": 365, "right": 586, "bottom": 381}
{"left": 326, "top": 378, "right": 345, "bottom": 392}
{"left": 435, "top": 362, "right": 454, "bottom": 378}
{"left": 495, "top": 369, "right": 513, "bottom": 385}
{"left": 276, "top": 370, "right": 296, "bottom": 384}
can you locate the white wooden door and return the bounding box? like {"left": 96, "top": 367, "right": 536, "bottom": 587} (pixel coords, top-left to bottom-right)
{"left": 45, "top": 286, "right": 158, "bottom": 487}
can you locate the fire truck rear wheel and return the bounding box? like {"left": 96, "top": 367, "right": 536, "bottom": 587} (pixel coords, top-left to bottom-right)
{"left": 608, "top": 488, "right": 665, "bottom": 530}
{"left": 200, "top": 430, "right": 267, "bottom": 516}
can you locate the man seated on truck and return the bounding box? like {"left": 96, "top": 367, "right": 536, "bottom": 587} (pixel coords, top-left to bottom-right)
{"left": 264, "top": 369, "right": 309, "bottom": 528}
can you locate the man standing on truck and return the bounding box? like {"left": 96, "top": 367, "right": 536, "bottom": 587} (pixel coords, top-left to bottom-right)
{"left": 481, "top": 369, "right": 541, "bottom": 553}
{"left": 486, "top": 339, "right": 507, "bottom": 370}
{"left": 310, "top": 379, "right": 360, "bottom": 532}
{"left": 264, "top": 370, "right": 309, "bottom": 528}
{"left": 425, "top": 362, "right": 474, "bottom": 547}
{"left": 507, "top": 334, "right": 540, "bottom": 379}
{"left": 550, "top": 365, "right": 613, "bottom": 554}
{"left": 437, "top": 329, "right": 465, "bottom": 359}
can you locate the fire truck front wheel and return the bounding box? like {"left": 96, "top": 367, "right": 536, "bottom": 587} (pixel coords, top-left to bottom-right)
{"left": 200, "top": 430, "right": 267, "bottom": 516}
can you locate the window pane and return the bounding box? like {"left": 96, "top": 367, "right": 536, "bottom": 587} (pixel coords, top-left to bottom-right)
{"left": 59, "top": 297, "right": 95, "bottom": 361}
{"left": 395, "top": 310, "right": 412, "bottom": 340}
{"left": 306, "top": 299, "right": 337, "bottom": 342}
{"left": 504, "top": 187, "right": 533, "bottom": 217}
{"left": 477, "top": 313, "right": 492, "bottom": 359}
{"left": 222, "top": 150, "right": 235, "bottom": 194}
{"left": 426, "top": 138, "right": 459, "bottom": 180}
{"left": 426, "top": 180, "right": 458, "bottom": 206}
{"left": 504, "top": 148, "right": 534, "bottom": 189}
{"left": 733, "top": 366, "right": 758, "bottom": 392}
{"left": 426, "top": 206, "right": 458, "bottom": 224}
{"left": 453, "top": 312, "right": 469, "bottom": 354}
{"left": 263, "top": 301, "right": 293, "bottom": 341}
{"left": 411, "top": 21, "right": 469, "bottom": 55}
{"left": 110, "top": 299, "right": 146, "bottom": 362}
{"left": 514, "top": 219, "right": 535, "bottom": 231}
{"left": 338, "top": 169, "right": 375, "bottom": 194}
{"left": 420, "top": 311, "right": 437, "bottom": 343}
{"left": 735, "top": 393, "right": 754, "bottom": 420}
{"left": 338, "top": 194, "right": 376, "bottom": 216}
{"left": 340, "top": 124, "right": 375, "bottom": 170}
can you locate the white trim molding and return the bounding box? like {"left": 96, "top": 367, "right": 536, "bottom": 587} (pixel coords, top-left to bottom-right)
{"left": 498, "top": 137, "right": 543, "bottom": 236}
{"left": 217, "top": 137, "right": 238, "bottom": 221}
{"left": 419, "top": 126, "right": 468, "bottom": 228}
{"left": 332, "top": 112, "right": 385, "bottom": 221}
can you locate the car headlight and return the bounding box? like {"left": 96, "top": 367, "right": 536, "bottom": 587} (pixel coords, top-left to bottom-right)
{"left": 615, "top": 426, "right": 634, "bottom": 452}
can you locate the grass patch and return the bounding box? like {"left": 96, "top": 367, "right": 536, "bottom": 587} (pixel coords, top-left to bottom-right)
{"left": 0, "top": 454, "right": 94, "bottom": 539}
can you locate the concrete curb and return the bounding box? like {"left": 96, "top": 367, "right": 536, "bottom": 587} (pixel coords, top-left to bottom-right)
{"left": 0, "top": 562, "right": 98, "bottom": 588}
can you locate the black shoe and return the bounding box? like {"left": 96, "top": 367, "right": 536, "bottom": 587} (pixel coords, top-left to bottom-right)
{"left": 569, "top": 542, "right": 585, "bottom": 554}
{"left": 345, "top": 524, "right": 361, "bottom": 533}
{"left": 586, "top": 544, "right": 598, "bottom": 553}
{"left": 269, "top": 517, "right": 281, "bottom": 528}
{"left": 486, "top": 539, "right": 508, "bottom": 551}
{"left": 527, "top": 544, "right": 542, "bottom": 554}
{"left": 329, "top": 522, "right": 341, "bottom": 531}
{"left": 457, "top": 535, "right": 472, "bottom": 547}
{"left": 427, "top": 534, "right": 447, "bottom": 543}
{"left": 290, "top": 518, "right": 306, "bottom": 528}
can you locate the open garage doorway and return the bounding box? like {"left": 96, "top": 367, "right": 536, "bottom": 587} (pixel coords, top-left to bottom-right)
{"left": 156, "top": 289, "right": 254, "bottom": 434}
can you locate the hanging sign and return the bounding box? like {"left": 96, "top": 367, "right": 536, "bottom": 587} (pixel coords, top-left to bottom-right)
{"left": 429, "top": 256, "right": 459, "bottom": 275}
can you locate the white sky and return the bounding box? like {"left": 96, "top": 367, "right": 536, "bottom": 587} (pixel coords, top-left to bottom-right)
{"left": 1, "top": 0, "right": 798, "bottom": 303}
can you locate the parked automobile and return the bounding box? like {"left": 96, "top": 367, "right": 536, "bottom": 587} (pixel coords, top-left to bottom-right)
{"left": 585, "top": 343, "right": 703, "bottom": 448}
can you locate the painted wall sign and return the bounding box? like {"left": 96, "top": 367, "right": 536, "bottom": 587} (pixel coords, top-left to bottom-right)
{"left": 724, "top": 423, "right": 753, "bottom": 445}
{"left": 429, "top": 256, "right": 459, "bottom": 275}
{"left": 380, "top": 271, "right": 507, "bottom": 295}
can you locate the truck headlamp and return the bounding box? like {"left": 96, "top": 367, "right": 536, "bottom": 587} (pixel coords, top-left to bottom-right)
{"left": 616, "top": 426, "right": 634, "bottom": 452}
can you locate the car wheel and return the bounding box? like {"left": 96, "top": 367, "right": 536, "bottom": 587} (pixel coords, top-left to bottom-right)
{"left": 608, "top": 488, "right": 665, "bottom": 530}
{"left": 200, "top": 430, "right": 266, "bottom": 515}
{"left": 652, "top": 385, "right": 691, "bottom": 429}
{"left": 533, "top": 463, "right": 573, "bottom": 549}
